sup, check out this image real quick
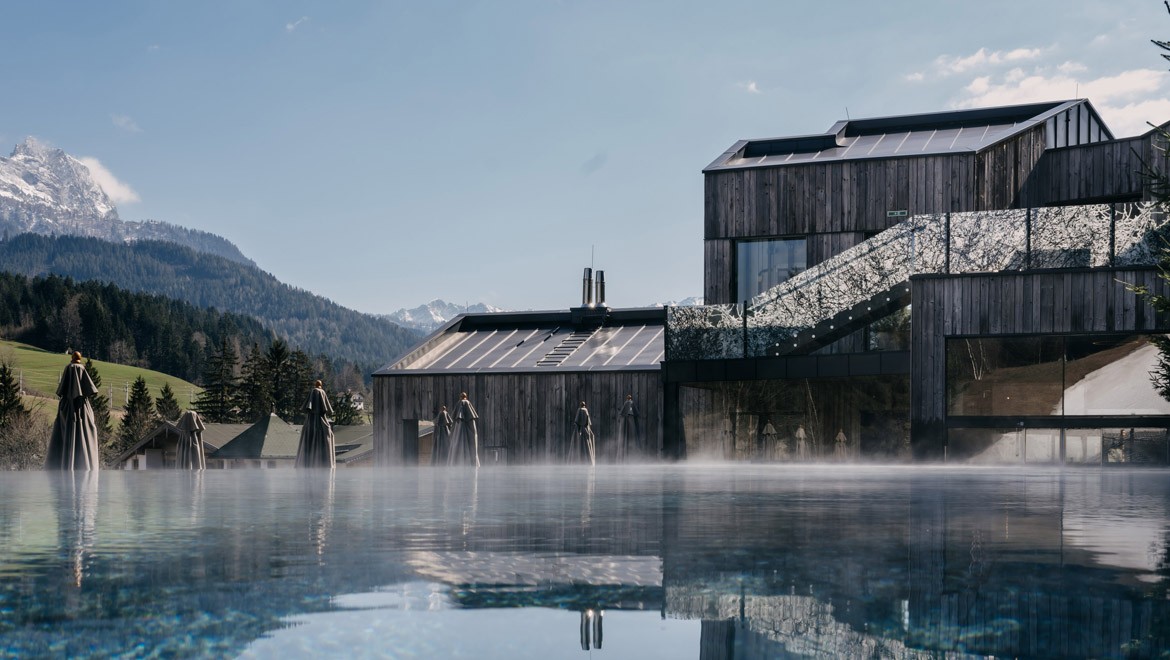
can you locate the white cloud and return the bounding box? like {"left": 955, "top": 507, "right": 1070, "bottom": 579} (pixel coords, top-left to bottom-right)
{"left": 933, "top": 47, "right": 1043, "bottom": 76}
{"left": 111, "top": 114, "right": 141, "bottom": 133}
{"left": 286, "top": 16, "right": 309, "bottom": 32}
{"left": 738, "top": 80, "right": 760, "bottom": 94}
{"left": 904, "top": 72, "right": 924, "bottom": 82}
{"left": 77, "top": 157, "right": 140, "bottom": 205}
{"left": 147, "top": 44, "right": 160, "bottom": 51}
{"left": 951, "top": 65, "right": 1170, "bottom": 137}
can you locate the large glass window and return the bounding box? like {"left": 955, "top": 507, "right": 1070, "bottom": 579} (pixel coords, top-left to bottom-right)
{"left": 947, "top": 334, "right": 1170, "bottom": 417}
{"left": 736, "top": 238, "right": 806, "bottom": 303}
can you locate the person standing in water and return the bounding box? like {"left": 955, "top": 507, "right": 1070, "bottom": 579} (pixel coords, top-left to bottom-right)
{"left": 431, "top": 405, "right": 453, "bottom": 466}
{"left": 45, "top": 351, "right": 100, "bottom": 471}
{"left": 448, "top": 392, "right": 480, "bottom": 467}
{"left": 571, "top": 401, "right": 596, "bottom": 466}
{"left": 615, "top": 394, "right": 639, "bottom": 462}
{"left": 296, "top": 380, "right": 336, "bottom": 468}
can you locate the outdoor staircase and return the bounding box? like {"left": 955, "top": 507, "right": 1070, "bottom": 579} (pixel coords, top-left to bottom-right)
{"left": 536, "top": 328, "right": 598, "bottom": 367}
{"left": 766, "top": 283, "right": 911, "bottom": 357}
{"left": 667, "top": 202, "right": 1167, "bottom": 361}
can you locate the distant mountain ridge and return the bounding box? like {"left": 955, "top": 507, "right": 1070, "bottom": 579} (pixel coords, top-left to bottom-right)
{"left": 0, "top": 233, "right": 423, "bottom": 373}
{"left": 385, "top": 299, "right": 505, "bottom": 332}
{"left": 0, "top": 137, "right": 253, "bottom": 266}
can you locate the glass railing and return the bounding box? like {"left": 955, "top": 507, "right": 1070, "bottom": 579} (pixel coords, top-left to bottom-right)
{"left": 667, "top": 203, "right": 1166, "bottom": 360}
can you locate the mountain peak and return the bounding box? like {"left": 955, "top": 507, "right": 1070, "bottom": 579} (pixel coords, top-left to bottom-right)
{"left": 11, "top": 136, "right": 53, "bottom": 159}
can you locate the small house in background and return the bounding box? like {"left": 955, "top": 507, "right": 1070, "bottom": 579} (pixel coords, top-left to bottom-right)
{"left": 374, "top": 271, "right": 665, "bottom": 465}
{"left": 116, "top": 421, "right": 249, "bottom": 470}
{"left": 208, "top": 414, "right": 303, "bottom": 469}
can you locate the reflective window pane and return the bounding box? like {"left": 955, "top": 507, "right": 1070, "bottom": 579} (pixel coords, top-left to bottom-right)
{"left": 736, "top": 238, "right": 806, "bottom": 302}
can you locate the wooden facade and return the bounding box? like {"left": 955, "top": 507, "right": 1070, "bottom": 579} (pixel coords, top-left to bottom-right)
{"left": 374, "top": 370, "right": 663, "bottom": 465}
{"left": 909, "top": 267, "right": 1170, "bottom": 452}
{"left": 700, "top": 102, "right": 1137, "bottom": 305}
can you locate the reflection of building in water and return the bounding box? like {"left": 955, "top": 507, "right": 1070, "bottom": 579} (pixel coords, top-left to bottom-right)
{"left": 656, "top": 473, "right": 1170, "bottom": 659}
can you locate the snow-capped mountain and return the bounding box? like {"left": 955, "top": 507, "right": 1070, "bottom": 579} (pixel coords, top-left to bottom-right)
{"left": 654, "top": 296, "right": 704, "bottom": 307}
{"left": 385, "top": 299, "right": 506, "bottom": 332}
{"left": 0, "top": 137, "right": 253, "bottom": 266}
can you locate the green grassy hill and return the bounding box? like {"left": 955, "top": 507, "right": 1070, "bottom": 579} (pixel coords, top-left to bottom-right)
{"left": 0, "top": 339, "right": 202, "bottom": 413}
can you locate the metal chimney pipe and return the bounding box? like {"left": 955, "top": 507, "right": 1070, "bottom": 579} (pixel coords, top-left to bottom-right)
{"left": 595, "top": 270, "right": 606, "bottom": 306}
{"left": 582, "top": 267, "right": 593, "bottom": 306}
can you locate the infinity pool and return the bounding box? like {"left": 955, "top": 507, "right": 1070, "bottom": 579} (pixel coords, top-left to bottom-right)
{"left": 1, "top": 466, "right": 1169, "bottom": 658}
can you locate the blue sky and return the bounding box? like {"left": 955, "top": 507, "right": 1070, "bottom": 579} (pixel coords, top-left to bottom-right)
{"left": 2, "top": 1, "right": 1169, "bottom": 313}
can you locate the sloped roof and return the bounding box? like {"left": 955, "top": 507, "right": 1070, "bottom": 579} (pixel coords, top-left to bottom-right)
{"left": 333, "top": 425, "right": 373, "bottom": 464}
{"left": 705, "top": 100, "right": 1111, "bottom": 171}
{"left": 377, "top": 307, "right": 665, "bottom": 375}
{"left": 210, "top": 414, "right": 302, "bottom": 460}
{"left": 114, "top": 418, "right": 246, "bottom": 465}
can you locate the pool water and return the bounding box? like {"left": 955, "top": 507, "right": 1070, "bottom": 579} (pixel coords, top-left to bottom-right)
{"left": 2, "top": 466, "right": 1169, "bottom": 658}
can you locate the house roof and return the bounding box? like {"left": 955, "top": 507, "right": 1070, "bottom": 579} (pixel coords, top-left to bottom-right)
{"left": 114, "top": 418, "right": 247, "bottom": 465}
{"left": 210, "top": 414, "right": 302, "bottom": 460}
{"left": 376, "top": 307, "right": 666, "bottom": 375}
{"left": 333, "top": 425, "right": 373, "bottom": 464}
{"left": 704, "top": 100, "right": 1112, "bottom": 171}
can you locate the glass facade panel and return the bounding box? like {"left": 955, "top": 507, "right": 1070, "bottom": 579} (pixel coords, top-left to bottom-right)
{"left": 946, "top": 428, "right": 1023, "bottom": 464}
{"left": 1064, "top": 429, "right": 1103, "bottom": 465}
{"left": 1064, "top": 336, "right": 1170, "bottom": 415}
{"left": 736, "top": 238, "right": 806, "bottom": 303}
{"left": 947, "top": 335, "right": 1170, "bottom": 418}
{"left": 1023, "top": 429, "right": 1060, "bottom": 464}
{"left": 946, "top": 337, "right": 1064, "bottom": 416}
{"left": 866, "top": 306, "right": 911, "bottom": 351}
{"left": 1104, "top": 428, "right": 1170, "bottom": 465}
{"left": 679, "top": 376, "right": 909, "bottom": 463}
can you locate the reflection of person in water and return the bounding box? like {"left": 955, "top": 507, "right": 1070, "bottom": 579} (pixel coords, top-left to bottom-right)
{"left": 579, "top": 609, "right": 603, "bottom": 650}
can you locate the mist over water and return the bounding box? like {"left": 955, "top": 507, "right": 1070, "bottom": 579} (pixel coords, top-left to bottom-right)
{"left": 1, "top": 465, "right": 1169, "bottom": 658}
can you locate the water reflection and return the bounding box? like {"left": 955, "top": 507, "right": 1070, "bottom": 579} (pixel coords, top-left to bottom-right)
{"left": 0, "top": 467, "right": 1169, "bottom": 658}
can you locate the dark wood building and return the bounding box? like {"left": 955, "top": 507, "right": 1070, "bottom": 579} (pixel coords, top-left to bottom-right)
{"left": 374, "top": 306, "right": 664, "bottom": 465}
{"left": 667, "top": 99, "right": 1170, "bottom": 463}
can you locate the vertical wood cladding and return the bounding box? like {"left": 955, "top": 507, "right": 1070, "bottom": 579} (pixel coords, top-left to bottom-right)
{"left": 910, "top": 268, "right": 1170, "bottom": 447}
{"left": 374, "top": 370, "right": 664, "bottom": 465}
{"left": 1019, "top": 130, "right": 1163, "bottom": 206}
{"left": 705, "top": 154, "right": 980, "bottom": 243}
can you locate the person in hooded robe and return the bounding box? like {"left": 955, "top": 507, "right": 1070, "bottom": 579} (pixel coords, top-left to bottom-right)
{"left": 431, "top": 405, "right": 453, "bottom": 466}
{"left": 795, "top": 423, "right": 809, "bottom": 461}
{"left": 45, "top": 352, "right": 100, "bottom": 471}
{"left": 296, "top": 380, "right": 336, "bottom": 468}
{"left": 760, "top": 419, "right": 777, "bottom": 461}
{"left": 615, "top": 394, "right": 639, "bottom": 463}
{"left": 175, "top": 409, "right": 207, "bottom": 470}
{"left": 834, "top": 428, "right": 849, "bottom": 461}
{"left": 569, "top": 401, "right": 596, "bottom": 466}
{"left": 447, "top": 392, "right": 480, "bottom": 467}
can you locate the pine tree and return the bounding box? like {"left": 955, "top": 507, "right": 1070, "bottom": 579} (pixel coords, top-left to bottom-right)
{"left": 155, "top": 382, "right": 182, "bottom": 421}
{"left": 329, "top": 389, "right": 365, "bottom": 426}
{"left": 0, "top": 361, "right": 28, "bottom": 427}
{"left": 236, "top": 343, "right": 273, "bottom": 423}
{"left": 194, "top": 338, "right": 239, "bottom": 422}
{"left": 287, "top": 349, "right": 314, "bottom": 423}
{"left": 84, "top": 358, "right": 113, "bottom": 446}
{"left": 118, "top": 376, "right": 157, "bottom": 455}
{"left": 266, "top": 339, "right": 292, "bottom": 419}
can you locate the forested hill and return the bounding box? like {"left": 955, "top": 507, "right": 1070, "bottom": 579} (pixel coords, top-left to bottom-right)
{"left": 0, "top": 233, "right": 423, "bottom": 372}
{"left": 0, "top": 272, "right": 274, "bottom": 384}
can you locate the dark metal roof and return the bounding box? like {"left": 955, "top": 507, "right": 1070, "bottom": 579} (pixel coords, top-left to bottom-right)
{"left": 376, "top": 307, "right": 666, "bottom": 375}
{"left": 706, "top": 100, "right": 1111, "bottom": 171}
